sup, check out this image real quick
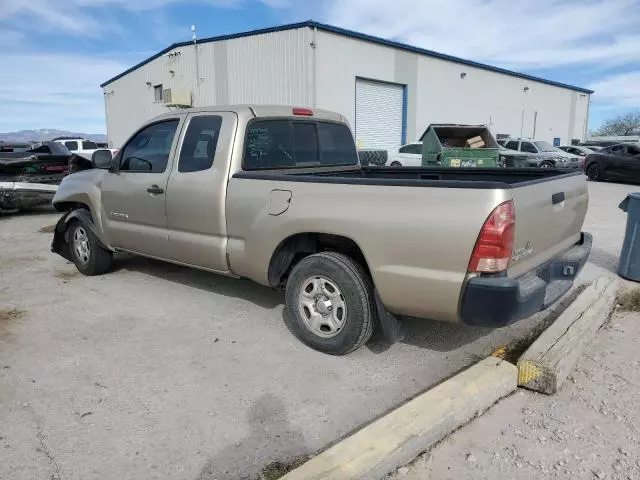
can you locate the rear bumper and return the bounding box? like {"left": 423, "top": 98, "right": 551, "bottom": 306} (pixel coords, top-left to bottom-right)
{"left": 460, "top": 232, "right": 592, "bottom": 327}
{"left": 0, "top": 181, "right": 58, "bottom": 211}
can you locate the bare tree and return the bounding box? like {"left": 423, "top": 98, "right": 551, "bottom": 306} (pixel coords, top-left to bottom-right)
{"left": 592, "top": 112, "right": 640, "bottom": 136}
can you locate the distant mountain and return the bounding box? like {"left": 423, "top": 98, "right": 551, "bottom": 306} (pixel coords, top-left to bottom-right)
{"left": 0, "top": 129, "right": 107, "bottom": 143}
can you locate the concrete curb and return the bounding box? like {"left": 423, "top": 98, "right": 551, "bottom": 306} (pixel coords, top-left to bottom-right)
{"left": 517, "top": 276, "right": 619, "bottom": 394}
{"left": 280, "top": 357, "right": 517, "bottom": 480}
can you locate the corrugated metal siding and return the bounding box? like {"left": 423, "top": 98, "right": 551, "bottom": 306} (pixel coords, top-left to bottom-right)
{"left": 104, "top": 26, "right": 590, "bottom": 147}
{"left": 104, "top": 28, "right": 312, "bottom": 146}
{"left": 314, "top": 30, "right": 590, "bottom": 145}
{"left": 225, "top": 28, "right": 312, "bottom": 105}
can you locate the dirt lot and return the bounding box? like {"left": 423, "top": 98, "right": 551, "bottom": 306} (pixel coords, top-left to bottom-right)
{"left": 388, "top": 309, "right": 640, "bottom": 480}
{"left": 0, "top": 181, "right": 635, "bottom": 480}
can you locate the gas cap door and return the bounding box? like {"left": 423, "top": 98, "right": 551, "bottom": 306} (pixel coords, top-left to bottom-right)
{"left": 268, "top": 189, "right": 292, "bottom": 216}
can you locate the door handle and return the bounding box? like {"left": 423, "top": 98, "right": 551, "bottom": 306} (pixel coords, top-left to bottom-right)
{"left": 147, "top": 185, "right": 164, "bottom": 195}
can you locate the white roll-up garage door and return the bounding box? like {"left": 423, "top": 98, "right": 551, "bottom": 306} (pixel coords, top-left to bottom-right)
{"left": 355, "top": 78, "right": 404, "bottom": 150}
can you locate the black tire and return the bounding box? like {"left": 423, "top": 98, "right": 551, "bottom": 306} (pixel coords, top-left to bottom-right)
{"left": 283, "top": 252, "right": 376, "bottom": 355}
{"left": 586, "top": 163, "right": 602, "bottom": 181}
{"left": 390, "top": 161, "right": 402, "bottom": 167}
{"left": 68, "top": 221, "right": 113, "bottom": 276}
{"left": 539, "top": 161, "right": 554, "bottom": 169}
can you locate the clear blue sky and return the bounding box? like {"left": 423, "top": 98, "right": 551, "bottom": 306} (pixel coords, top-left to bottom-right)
{"left": 1, "top": 0, "right": 638, "bottom": 133}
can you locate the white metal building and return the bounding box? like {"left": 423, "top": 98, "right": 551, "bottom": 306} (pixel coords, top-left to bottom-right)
{"left": 101, "top": 21, "right": 593, "bottom": 149}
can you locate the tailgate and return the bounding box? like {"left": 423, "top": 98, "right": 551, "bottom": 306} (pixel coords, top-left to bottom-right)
{"left": 508, "top": 173, "right": 588, "bottom": 278}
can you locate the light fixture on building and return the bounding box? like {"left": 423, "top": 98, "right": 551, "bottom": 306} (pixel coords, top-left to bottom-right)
{"left": 523, "top": 86, "right": 530, "bottom": 92}
{"left": 146, "top": 81, "right": 152, "bottom": 87}
{"left": 460, "top": 72, "right": 467, "bottom": 79}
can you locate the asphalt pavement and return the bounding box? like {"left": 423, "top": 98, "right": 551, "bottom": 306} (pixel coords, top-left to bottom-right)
{"left": 0, "top": 180, "right": 634, "bottom": 480}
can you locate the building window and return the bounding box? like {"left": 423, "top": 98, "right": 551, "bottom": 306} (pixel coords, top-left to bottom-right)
{"left": 154, "top": 84, "right": 163, "bottom": 102}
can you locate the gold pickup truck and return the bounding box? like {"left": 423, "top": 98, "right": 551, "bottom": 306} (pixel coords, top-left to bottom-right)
{"left": 51, "top": 105, "right": 591, "bottom": 355}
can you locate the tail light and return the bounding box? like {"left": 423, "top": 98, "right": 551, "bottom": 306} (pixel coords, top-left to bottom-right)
{"left": 468, "top": 200, "right": 515, "bottom": 273}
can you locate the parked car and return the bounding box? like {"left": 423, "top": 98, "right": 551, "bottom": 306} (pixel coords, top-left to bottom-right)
{"left": 386, "top": 142, "right": 422, "bottom": 167}
{"left": 584, "top": 143, "right": 640, "bottom": 182}
{"left": 51, "top": 105, "right": 591, "bottom": 355}
{"left": 498, "top": 145, "right": 536, "bottom": 167}
{"left": 502, "top": 138, "right": 581, "bottom": 168}
{"left": 0, "top": 141, "right": 71, "bottom": 212}
{"left": 53, "top": 137, "right": 118, "bottom": 162}
{"left": 558, "top": 145, "right": 594, "bottom": 157}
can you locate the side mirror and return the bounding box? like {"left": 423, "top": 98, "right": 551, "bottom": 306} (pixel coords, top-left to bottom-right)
{"left": 91, "top": 149, "right": 113, "bottom": 170}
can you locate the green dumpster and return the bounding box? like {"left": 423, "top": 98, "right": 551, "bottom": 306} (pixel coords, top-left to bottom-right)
{"left": 419, "top": 124, "right": 500, "bottom": 167}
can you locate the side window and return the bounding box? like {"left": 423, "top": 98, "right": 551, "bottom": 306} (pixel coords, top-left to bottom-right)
{"left": 610, "top": 145, "right": 624, "bottom": 154}
{"left": 82, "top": 140, "right": 98, "bottom": 150}
{"left": 627, "top": 145, "right": 640, "bottom": 156}
{"left": 178, "top": 115, "right": 223, "bottom": 173}
{"left": 505, "top": 140, "right": 519, "bottom": 150}
{"left": 119, "top": 120, "right": 179, "bottom": 173}
{"left": 520, "top": 142, "right": 537, "bottom": 153}
{"left": 401, "top": 144, "right": 421, "bottom": 155}
{"left": 154, "top": 85, "right": 163, "bottom": 102}
{"left": 64, "top": 141, "right": 78, "bottom": 151}
{"left": 30, "top": 144, "right": 52, "bottom": 154}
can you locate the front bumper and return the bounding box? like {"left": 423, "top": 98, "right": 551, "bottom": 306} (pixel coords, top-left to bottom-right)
{"left": 555, "top": 160, "right": 582, "bottom": 169}
{"left": 0, "top": 181, "right": 58, "bottom": 211}
{"left": 460, "top": 232, "right": 592, "bottom": 327}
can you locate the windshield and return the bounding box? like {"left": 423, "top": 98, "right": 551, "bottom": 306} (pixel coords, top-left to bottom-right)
{"left": 534, "top": 141, "right": 555, "bottom": 152}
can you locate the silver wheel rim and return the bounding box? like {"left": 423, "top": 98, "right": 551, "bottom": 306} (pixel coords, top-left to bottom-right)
{"left": 73, "top": 226, "right": 91, "bottom": 264}
{"left": 298, "top": 276, "right": 347, "bottom": 338}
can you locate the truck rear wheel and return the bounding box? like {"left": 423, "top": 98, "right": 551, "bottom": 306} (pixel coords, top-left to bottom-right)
{"left": 283, "top": 252, "right": 375, "bottom": 355}
{"left": 68, "top": 221, "right": 113, "bottom": 276}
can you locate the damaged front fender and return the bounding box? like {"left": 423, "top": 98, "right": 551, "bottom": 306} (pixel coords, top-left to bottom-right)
{"left": 51, "top": 209, "right": 110, "bottom": 261}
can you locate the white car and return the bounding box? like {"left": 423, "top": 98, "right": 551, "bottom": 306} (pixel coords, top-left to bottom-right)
{"left": 386, "top": 143, "right": 422, "bottom": 167}
{"left": 558, "top": 145, "right": 595, "bottom": 157}
{"left": 53, "top": 138, "right": 118, "bottom": 161}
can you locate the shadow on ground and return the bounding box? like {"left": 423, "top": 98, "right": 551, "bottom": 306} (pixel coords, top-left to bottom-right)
{"left": 114, "top": 254, "right": 501, "bottom": 355}
{"left": 589, "top": 246, "right": 620, "bottom": 274}
{"left": 196, "top": 394, "right": 309, "bottom": 480}
{"left": 115, "top": 254, "right": 283, "bottom": 310}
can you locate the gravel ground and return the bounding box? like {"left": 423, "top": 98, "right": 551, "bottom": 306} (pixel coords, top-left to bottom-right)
{"left": 0, "top": 180, "right": 636, "bottom": 480}
{"left": 388, "top": 309, "right": 640, "bottom": 480}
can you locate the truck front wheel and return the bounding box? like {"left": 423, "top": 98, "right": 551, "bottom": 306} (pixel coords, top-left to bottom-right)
{"left": 68, "top": 221, "right": 113, "bottom": 276}
{"left": 283, "top": 252, "right": 375, "bottom": 355}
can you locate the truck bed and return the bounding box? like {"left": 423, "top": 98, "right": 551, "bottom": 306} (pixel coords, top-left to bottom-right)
{"left": 234, "top": 167, "right": 581, "bottom": 189}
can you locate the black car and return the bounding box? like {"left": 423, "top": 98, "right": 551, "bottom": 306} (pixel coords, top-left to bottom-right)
{"left": 584, "top": 143, "right": 640, "bottom": 182}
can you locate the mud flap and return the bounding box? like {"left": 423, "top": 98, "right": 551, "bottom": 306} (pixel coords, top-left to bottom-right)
{"left": 374, "top": 289, "right": 406, "bottom": 344}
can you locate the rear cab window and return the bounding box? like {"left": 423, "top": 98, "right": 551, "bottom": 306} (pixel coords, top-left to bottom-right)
{"left": 243, "top": 119, "right": 358, "bottom": 170}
